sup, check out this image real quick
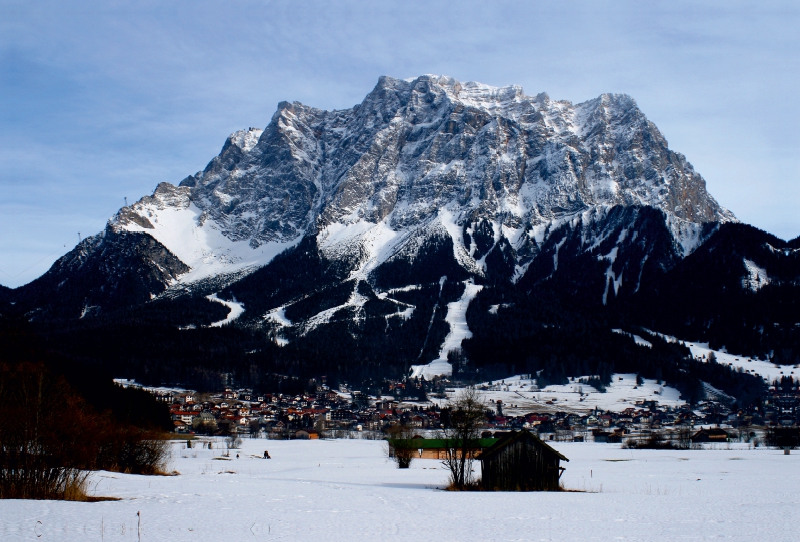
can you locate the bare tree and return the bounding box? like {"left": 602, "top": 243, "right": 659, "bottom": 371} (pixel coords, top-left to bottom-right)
{"left": 385, "top": 424, "right": 416, "bottom": 469}
{"left": 439, "top": 387, "right": 487, "bottom": 490}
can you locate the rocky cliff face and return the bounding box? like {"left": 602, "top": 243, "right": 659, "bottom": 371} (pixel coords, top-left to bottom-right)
{"left": 180, "top": 76, "right": 732, "bottom": 239}
{"left": 182, "top": 76, "right": 732, "bottom": 240}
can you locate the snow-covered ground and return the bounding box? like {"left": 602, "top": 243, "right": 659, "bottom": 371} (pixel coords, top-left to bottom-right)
{"left": 112, "top": 379, "right": 189, "bottom": 395}
{"left": 410, "top": 280, "right": 483, "bottom": 379}
{"left": 437, "top": 374, "right": 684, "bottom": 415}
{"left": 648, "top": 330, "right": 798, "bottom": 383}
{"left": 612, "top": 328, "right": 653, "bottom": 348}
{"left": 2, "top": 439, "right": 796, "bottom": 541}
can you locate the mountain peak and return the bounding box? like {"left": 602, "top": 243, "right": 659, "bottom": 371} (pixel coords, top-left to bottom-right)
{"left": 105, "top": 75, "right": 734, "bottom": 290}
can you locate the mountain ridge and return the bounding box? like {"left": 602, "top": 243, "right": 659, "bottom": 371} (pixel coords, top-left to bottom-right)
{"left": 4, "top": 75, "right": 797, "bottom": 403}
{"left": 113, "top": 74, "right": 734, "bottom": 294}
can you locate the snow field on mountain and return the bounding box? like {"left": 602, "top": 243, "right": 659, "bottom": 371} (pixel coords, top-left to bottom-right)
{"left": 438, "top": 207, "right": 484, "bottom": 274}
{"left": 263, "top": 307, "right": 292, "bottom": 345}
{"left": 437, "top": 281, "right": 484, "bottom": 359}
{"left": 742, "top": 258, "right": 770, "bottom": 291}
{"left": 650, "top": 331, "right": 797, "bottom": 383}
{"left": 300, "top": 286, "right": 368, "bottom": 335}
{"left": 318, "top": 219, "right": 403, "bottom": 279}
{"left": 2, "top": 439, "right": 796, "bottom": 541}
{"left": 121, "top": 202, "right": 299, "bottom": 285}
{"left": 264, "top": 306, "right": 292, "bottom": 328}
{"left": 438, "top": 373, "right": 684, "bottom": 416}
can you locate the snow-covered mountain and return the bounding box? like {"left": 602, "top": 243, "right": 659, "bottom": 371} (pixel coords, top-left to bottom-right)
{"left": 10, "top": 74, "right": 798, "bottom": 391}
{"left": 109, "top": 75, "right": 731, "bottom": 291}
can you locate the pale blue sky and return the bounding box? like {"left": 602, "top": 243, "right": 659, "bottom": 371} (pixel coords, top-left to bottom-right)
{"left": 1, "top": 1, "right": 798, "bottom": 287}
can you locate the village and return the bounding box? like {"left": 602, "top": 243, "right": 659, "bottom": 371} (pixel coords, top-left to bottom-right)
{"left": 118, "top": 372, "right": 800, "bottom": 448}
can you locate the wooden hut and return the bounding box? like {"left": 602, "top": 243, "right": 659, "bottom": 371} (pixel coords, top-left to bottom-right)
{"left": 478, "top": 430, "right": 568, "bottom": 491}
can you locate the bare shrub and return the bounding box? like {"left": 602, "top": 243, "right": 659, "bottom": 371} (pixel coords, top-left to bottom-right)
{"left": 444, "top": 479, "right": 482, "bottom": 491}
{"left": 62, "top": 473, "right": 91, "bottom": 501}
{"left": 385, "top": 425, "right": 416, "bottom": 469}
{"left": 0, "top": 450, "right": 91, "bottom": 501}
{"left": 0, "top": 362, "right": 171, "bottom": 500}
{"left": 96, "top": 428, "right": 171, "bottom": 475}
{"left": 622, "top": 432, "right": 677, "bottom": 450}
{"left": 0, "top": 362, "right": 97, "bottom": 500}
{"left": 226, "top": 435, "right": 243, "bottom": 450}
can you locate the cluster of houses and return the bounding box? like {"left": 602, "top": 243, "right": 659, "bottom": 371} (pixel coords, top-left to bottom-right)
{"left": 152, "top": 378, "right": 799, "bottom": 444}
{"left": 164, "top": 387, "right": 446, "bottom": 437}
{"left": 481, "top": 399, "right": 769, "bottom": 444}
{"left": 135, "top": 376, "right": 800, "bottom": 492}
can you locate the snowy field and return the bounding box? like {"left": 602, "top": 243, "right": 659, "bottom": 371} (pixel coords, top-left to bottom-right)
{"left": 1, "top": 439, "right": 797, "bottom": 541}
{"left": 437, "top": 374, "right": 685, "bottom": 416}
{"left": 651, "top": 331, "right": 799, "bottom": 383}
